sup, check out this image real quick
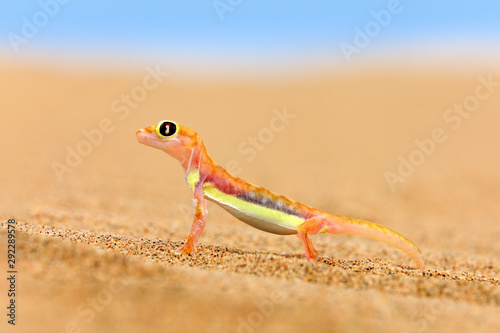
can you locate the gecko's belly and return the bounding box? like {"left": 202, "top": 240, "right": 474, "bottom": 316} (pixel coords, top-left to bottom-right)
{"left": 203, "top": 185, "right": 303, "bottom": 235}
{"left": 207, "top": 197, "right": 299, "bottom": 235}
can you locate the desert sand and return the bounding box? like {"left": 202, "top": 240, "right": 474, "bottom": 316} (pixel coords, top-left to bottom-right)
{"left": 1, "top": 62, "right": 500, "bottom": 333}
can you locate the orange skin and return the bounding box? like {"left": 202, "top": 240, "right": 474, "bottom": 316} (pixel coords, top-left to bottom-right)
{"left": 136, "top": 121, "right": 424, "bottom": 269}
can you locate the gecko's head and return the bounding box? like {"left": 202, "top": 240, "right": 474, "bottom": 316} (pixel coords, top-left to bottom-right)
{"left": 135, "top": 120, "right": 201, "bottom": 162}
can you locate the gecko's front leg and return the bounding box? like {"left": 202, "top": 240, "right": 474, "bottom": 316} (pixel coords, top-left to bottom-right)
{"left": 173, "top": 182, "right": 207, "bottom": 254}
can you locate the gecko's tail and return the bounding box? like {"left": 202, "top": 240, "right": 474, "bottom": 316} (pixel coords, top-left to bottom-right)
{"left": 328, "top": 214, "right": 424, "bottom": 269}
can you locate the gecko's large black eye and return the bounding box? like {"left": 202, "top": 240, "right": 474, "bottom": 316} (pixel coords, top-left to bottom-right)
{"left": 156, "top": 120, "right": 178, "bottom": 138}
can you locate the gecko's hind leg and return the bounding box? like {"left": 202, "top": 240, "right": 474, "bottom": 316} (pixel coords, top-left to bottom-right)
{"left": 296, "top": 217, "right": 329, "bottom": 260}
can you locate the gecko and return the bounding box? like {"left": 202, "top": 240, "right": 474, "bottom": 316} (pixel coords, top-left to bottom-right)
{"left": 136, "top": 120, "right": 424, "bottom": 269}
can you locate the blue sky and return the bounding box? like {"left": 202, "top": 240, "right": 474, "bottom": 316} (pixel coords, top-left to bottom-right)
{"left": 1, "top": 1, "right": 499, "bottom": 72}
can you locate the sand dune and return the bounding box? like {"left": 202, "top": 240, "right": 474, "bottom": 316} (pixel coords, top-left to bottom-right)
{"left": 1, "top": 63, "right": 499, "bottom": 332}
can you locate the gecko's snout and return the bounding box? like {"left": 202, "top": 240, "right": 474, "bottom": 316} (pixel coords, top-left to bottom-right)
{"left": 136, "top": 128, "right": 149, "bottom": 145}
{"left": 136, "top": 126, "right": 162, "bottom": 147}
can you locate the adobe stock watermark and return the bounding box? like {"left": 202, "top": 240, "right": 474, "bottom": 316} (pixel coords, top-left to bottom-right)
{"left": 56, "top": 277, "right": 127, "bottom": 333}
{"left": 225, "top": 107, "right": 295, "bottom": 175}
{"left": 384, "top": 74, "right": 499, "bottom": 191}
{"left": 51, "top": 65, "right": 169, "bottom": 182}
{"left": 234, "top": 290, "right": 284, "bottom": 333}
{"left": 213, "top": 0, "right": 243, "bottom": 21}
{"left": 339, "top": 0, "right": 410, "bottom": 63}
{"left": 7, "top": 0, "right": 71, "bottom": 54}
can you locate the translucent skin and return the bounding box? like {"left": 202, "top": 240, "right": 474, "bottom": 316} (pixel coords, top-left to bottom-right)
{"left": 136, "top": 121, "right": 424, "bottom": 269}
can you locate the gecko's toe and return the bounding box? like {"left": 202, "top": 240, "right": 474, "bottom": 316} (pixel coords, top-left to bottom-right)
{"left": 172, "top": 242, "right": 197, "bottom": 255}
